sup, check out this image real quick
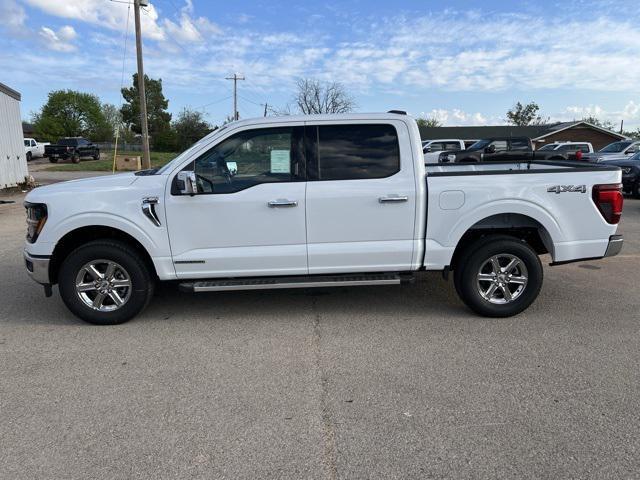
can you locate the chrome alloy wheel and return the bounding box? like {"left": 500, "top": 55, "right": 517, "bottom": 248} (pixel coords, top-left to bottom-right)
{"left": 75, "top": 259, "right": 132, "bottom": 312}
{"left": 476, "top": 254, "right": 528, "bottom": 304}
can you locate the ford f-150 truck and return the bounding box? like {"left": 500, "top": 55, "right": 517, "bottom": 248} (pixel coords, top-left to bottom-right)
{"left": 23, "top": 113, "right": 624, "bottom": 325}
{"left": 44, "top": 137, "right": 100, "bottom": 163}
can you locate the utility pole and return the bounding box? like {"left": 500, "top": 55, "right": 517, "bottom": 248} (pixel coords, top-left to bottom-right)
{"left": 134, "top": 0, "right": 151, "bottom": 169}
{"left": 263, "top": 102, "right": 268, "bottom": 117}
{"left": 225, "top": 73, "right": 245, "bottom": 121}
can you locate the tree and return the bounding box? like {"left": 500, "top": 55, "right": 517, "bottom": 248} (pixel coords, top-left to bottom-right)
{"left": 32, "top": 90, "right": 110, "bottom": 141}
{"left": 173, "top": 108, "right": 214, "bottom": 151}
{"left": 582, "top": 115, "right": 617, "bottom": 132}
{"left": 294, "top": 78, "right": 356, "bottom": 114}
{"left": 100, "top": 103, "right": 123, "bottom": 141}
{"left": 416, "top": 117, "right": 443, "bottom": 128}
{"left": 506, "top": 102, "right": 547, "bottom": 126}
{"left": 120, "top": 73, "right": 172, "bottom": 147}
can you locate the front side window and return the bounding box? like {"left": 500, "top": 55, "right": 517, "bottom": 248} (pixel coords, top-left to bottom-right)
{"left": 189, "top": 127, "right": 303, "bottom": 194}
{"left": 315, "top": 124, "right": 400, "bottom": 181}
{"left": 490, "top": 140, "right": 508, "bottom": 151}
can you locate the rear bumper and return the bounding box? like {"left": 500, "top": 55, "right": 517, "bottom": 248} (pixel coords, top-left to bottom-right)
{"left": 24, "top": 250, "right": 51, "bottom": 285}
{"left": 604, "top": 234, "right": 623, "bottom": 258}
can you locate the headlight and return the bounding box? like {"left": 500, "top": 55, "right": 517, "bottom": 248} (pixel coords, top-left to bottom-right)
{"left": 24, "top": 202, "right": 47, "bottom": 243}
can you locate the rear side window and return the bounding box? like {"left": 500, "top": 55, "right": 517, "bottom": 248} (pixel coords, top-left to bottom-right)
{"left": 510, "top": 139, "right": 530, "bottom": 151}
{"left": 315, "top": 124, "right": 400, "bottom": 181}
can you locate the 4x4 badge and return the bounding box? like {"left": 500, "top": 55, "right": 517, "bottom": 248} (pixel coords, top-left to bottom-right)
{"left": 547, "top": 185, "right": 587, "bottom": 194}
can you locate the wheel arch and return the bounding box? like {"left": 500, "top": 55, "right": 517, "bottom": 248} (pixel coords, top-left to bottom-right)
{"left": 49, "top": 225, "right": 157, "bottom": 284}
{"left": 450, "top": 213, "right": 555, "bottom": 271}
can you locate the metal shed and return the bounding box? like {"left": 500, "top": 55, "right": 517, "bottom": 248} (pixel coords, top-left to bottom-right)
{"left": 0, "top": 82, "right": 28, "bottom": 189}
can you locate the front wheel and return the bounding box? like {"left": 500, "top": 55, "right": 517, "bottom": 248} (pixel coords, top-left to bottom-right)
{"left": 58, "top": 240, "right": 154, "bottom": 325}
{"left": 49, "top": 157, "right": 58, "bottom": 163}
{"left": 632, "top": 182, "right": 640, "bottom": 199}
{"left": 454, "top": 235, "right": 543, "bottom": 317}
{"left": 26, "top": 151, "right": 32, "bottom": 162}
{"left": 72, "top": 154, "right": 80, "bottom": 164}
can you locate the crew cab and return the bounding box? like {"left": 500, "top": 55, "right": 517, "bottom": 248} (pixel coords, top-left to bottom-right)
{"left": 44, "top": 137, "right": 100, "bottom": 164}
{"left": 422, "top": 139, "right": 465, "bottom": 164}
{"left": 438, "top": 137, "right": 571, "bottom": 163}
{"left": 24, "top": 138, "right": 48, "bottom": 161}
{"left": 23, "top": 113, "right": 624, "bottom": 325}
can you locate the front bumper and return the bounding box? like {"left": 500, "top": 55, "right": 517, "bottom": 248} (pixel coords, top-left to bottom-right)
{"left": 604, "top": 235, "right": 623, "bottom": 258}
{"left": 24, "top": 250, "right": 51, "bottom": 285}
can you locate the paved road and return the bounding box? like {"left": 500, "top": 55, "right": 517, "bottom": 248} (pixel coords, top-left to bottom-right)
{"left": 1, "top": 190, "right": 639, "bottom": 479}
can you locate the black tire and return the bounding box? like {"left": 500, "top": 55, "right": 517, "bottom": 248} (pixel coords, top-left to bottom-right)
{"left": 58, "top": 240, "right": 154, "bottom": 325}
{"left": 26, "top": 151, "right": 32, "bottom": 162}
{"left": 93, "top": 150, "right": 100, "bottom": 161}
{"left": 453, "top": 235, "right": 543, "bottom": 317}
{"left": 72, "top": 154, "right": 81, "bottom": 164}
{"left": 49, "top": 157, "right": 58, "bottom": 163}
{"left": 633, "top": 182, "right": 640, "bottom": 199}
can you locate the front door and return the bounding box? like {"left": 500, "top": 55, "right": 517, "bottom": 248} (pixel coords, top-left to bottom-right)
{"left": 164, "top": 126, "right": 308, "bottom": 279}
{"left": 304, "top": 122, "right": 417, "bottom": 274}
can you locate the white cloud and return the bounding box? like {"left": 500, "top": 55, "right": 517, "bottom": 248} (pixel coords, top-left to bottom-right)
{"left": 0, "top": 0, "right": 26, "bottom": 32}
{"left": 39, "top": 25, "right": 77, "bottom": 52}
{"left": 418, "top": 108, "right": 491, "bottom": 126}
{"left": 553, "top": 101, "right": 640, "bottom": 127}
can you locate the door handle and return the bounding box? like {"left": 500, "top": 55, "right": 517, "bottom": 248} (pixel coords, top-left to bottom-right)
{"left": 379, "top": 195, "right": 408, "bottom": 203}
{"left": 268, "top": 199, "right": 298, "bottom": 208}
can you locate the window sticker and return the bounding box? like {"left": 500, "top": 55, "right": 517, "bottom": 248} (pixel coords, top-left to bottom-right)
{"left": 270, "top": 150, "right": 290, "bottom": 173}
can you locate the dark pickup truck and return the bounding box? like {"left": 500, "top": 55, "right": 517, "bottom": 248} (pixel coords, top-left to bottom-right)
{"left": 44, "top": 137, "right": 100, "bottom": 164}
{"left": 437, "top": 137, "right": 571, "bottom": 163}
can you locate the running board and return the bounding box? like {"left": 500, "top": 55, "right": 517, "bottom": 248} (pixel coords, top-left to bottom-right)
{"left": 179, "top": 273, "right": 412, "bottom": 293}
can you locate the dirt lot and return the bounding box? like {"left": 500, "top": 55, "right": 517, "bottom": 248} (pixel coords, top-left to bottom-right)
{"left": 1, "top": 185, "right": 639, "bottom": 479}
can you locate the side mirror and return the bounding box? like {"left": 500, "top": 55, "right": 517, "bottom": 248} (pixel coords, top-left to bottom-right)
{"left": 423, "top": 146, "right": 431, "bottom": 153}
{"left": 176, "top": 171, "right": 198, "bottom": 195}
{"left": 485, "top": 145, "right": 496, "bottom": 154}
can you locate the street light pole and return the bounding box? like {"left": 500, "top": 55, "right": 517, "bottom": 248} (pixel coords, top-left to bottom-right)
{"left": 133, "top": 0, "right": 151, "bottom": 170}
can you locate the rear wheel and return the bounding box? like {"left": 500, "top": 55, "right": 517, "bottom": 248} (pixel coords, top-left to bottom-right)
{"left": 58, "top": 240, "right": 154, "bottom": 325}
{"left": 632, "top": 182, "right": 640, "bottom": 199}
{"left": 72, "top": 154, "right": 80, "bottom": 164}
{"left": 49, "top": 157, "right": 58, "bottom": 163}
{"left": 454, "top": 235, "right": 543, "bottom": 317}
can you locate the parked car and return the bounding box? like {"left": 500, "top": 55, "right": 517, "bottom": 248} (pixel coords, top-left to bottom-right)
{"left": 24, "top": 138, "right": 49, "bottom": 161}
{"left": 438, "top": 137, "right": 571, "bottom": 163}
{"left": 538, "top": 142, "right": 594, "bottom": 155}
{"left": 583, "top": 140, "right": 640, "bottom": 163}
{"left": 44, "top": 137, "right": 100, "bottom": 164}
{"left": 23, "top": 112, "right": 624, "bottom": 325}
{"left": 423, "top": 139, "right": 465, "bottom": 164}
{"left": 601, "top": 151, "right": 640, "bottom": 198}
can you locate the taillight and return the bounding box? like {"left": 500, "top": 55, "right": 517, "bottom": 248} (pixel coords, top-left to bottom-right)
{"left": 592, "top": 183, "right": 623, "bottom": 224}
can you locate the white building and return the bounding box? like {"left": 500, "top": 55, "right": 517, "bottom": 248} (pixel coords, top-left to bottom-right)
{"left": 0, "top": 82, "right": 28, "bottom": 189}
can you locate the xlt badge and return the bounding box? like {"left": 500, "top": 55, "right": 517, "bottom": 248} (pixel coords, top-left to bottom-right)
{"left": 547, "top": 185, "right": 587, "bottom": 194}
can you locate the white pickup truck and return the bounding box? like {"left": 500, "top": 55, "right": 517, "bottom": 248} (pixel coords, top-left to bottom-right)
{"left": 24, "top": 138, "right": 48, "bottom": 161}
{"left": 23, "top": 113, "right": 624, "bottom": 325}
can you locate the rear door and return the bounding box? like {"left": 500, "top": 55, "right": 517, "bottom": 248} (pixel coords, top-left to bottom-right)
{"left": 304, "top": 121, "right": 416, "bottom": 274}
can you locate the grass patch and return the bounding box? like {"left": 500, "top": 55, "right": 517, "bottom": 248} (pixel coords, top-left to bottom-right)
{"left": 45, "top": 151, "right": 178, "bottom": 171}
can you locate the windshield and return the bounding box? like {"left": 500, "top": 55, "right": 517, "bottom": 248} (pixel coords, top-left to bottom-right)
{"left": 156, "top": 125, "right": 229, "bottom": 174}
{"left": 466, "top": 139, "right": 491, "bottom": 151}
{"left": 538, "top": 144, "right": 558, "bottom": 151}
{"left": 600, "top": 141, "right": 631, "bottom": 153}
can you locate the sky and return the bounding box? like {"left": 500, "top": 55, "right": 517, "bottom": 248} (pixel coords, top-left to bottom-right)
{"left": 1, "top": 0, "right": 639, "bottom": 129}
